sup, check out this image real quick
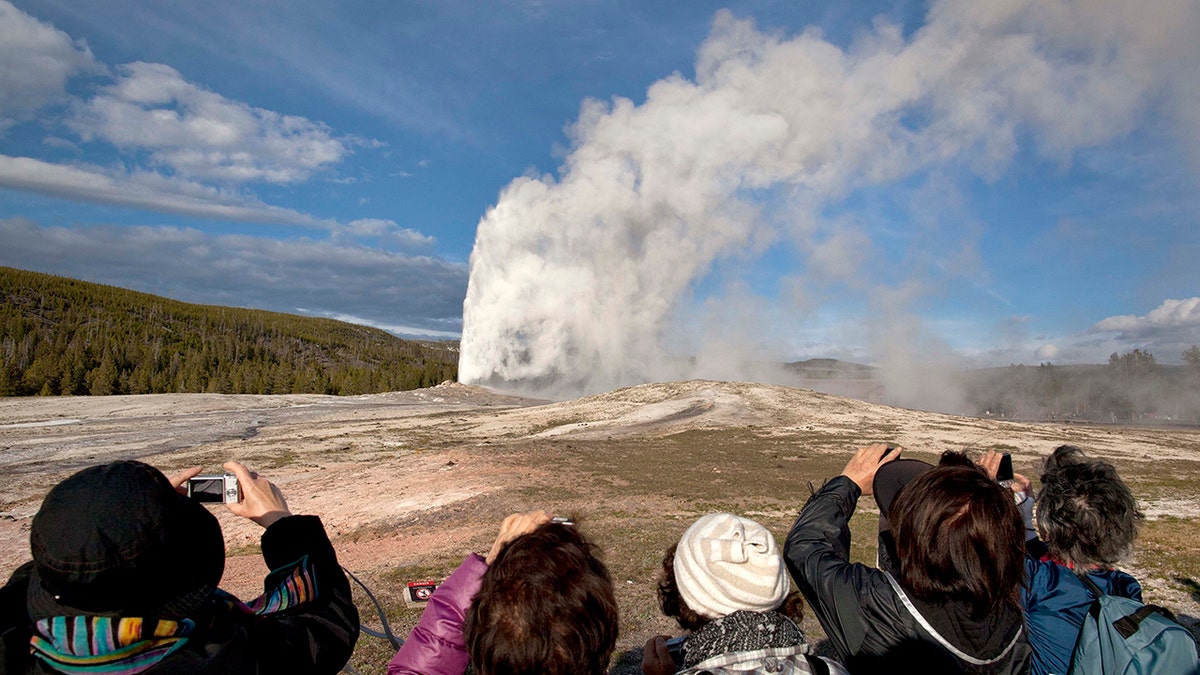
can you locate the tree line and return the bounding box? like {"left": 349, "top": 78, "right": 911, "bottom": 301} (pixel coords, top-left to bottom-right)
{"left": 964, "top": 348, "right": 1200, "bottom": 422}
{"left": 0, "top": 266, "right": 458, "bottom": 397}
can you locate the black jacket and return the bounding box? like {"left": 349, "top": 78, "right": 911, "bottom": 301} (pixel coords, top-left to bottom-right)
{"left": 1, "top": 515, "right": 358, "bottom": 674}
{"left": 784, "top": 476, "right": 1030, "bottom": 674}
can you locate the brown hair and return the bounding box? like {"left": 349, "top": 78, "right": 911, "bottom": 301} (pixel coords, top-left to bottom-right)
{"left": 657, "top": 543, "right": 804, "bottom": 631}
{"left": 464, "top": 522, "right": 618, "bottom": 675}
{"left": 891, "top": 465, "right": 1025, "bottom": 616}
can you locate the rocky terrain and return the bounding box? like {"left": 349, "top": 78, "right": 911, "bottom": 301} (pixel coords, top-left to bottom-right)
{"left": 2, "top": 380, "right": 1198, "bottom": 671}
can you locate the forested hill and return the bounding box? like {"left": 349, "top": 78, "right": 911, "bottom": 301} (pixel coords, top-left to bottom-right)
{"left": 0, "top": 266, "right": 458, "bottom": 396}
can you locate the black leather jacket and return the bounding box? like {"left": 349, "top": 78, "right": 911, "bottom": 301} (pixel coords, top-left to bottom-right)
{"left": 784, "top": 476, "right": 1031, "bottom": 674}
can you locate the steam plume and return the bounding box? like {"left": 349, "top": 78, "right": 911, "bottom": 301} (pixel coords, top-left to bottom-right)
{"left": 460, "top": 0, "right": 1199, "bottom": 399}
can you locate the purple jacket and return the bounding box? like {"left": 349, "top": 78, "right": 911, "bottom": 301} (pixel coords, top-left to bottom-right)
{"left": 386, "top": 553, "right": 487, "bottom": 675}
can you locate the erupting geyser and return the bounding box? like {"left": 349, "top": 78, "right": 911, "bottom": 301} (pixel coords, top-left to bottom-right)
{"left": 459, "top": 1, "right": 1200, "bottom": 398}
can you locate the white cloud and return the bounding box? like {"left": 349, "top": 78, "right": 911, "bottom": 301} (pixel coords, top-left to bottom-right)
{"left": 0, "top": 155, "right": 442, "bottom": 253}
{"left": 341, "top": 218, "right": 437, "bottom": 251}
{"left": 322, "top": 312, "right": 462, "bottom": 339}
{"left": 0, "top": 217, "right": 467, "bottom": 334}
{"left": 1036, "top": 343, "right": 1060, "bottom": 360}
{"left": 979, "top": 298, "right": 1200, "bottom": 366}
{"left": 1095, "top": 298, "right": 1200, "bottom": 333}
{"left": 0, "top": 154, "right": 318, "bottom": 224}
{"left": 69, "top": 62, "right": 348, "bottom": 183}
{"left": 0, "top": 0, "right": 99, "bottom": 129}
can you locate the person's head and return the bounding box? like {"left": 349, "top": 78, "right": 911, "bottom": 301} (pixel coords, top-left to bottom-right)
{"left": 1036, "top": 445, "right": 1142, "bottom": 568}
{"left": 464, "top": 521, "right": 618, "bottom": 675}
{"left": 891, "top": 464, "right": 1025, "bottom": 617}
{"left": 657, "top": 513, "right": 797, "bottom": 631}
{"left": 27, "top": 460, "right": 225, "bottom": 619}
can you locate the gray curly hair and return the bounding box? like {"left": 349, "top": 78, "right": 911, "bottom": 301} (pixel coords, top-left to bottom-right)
{"left": 1035, "top": 445, "right": 1143, "bottom": 568}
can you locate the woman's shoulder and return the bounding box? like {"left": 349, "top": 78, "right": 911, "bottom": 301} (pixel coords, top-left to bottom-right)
{"left": 1023, "top": 556, "right": 1140, "bottom": 603}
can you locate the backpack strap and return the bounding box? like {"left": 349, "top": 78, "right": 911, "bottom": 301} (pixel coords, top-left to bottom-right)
{"left": 1075, "top": 571, "right": 1105, "bottom": 600}
{"left": 1074, "top": 571, "right": 1180, "bottom": 639}
{"left": 1114, "top": 605, "right": 1181, "bottom": 639}
{"left": 805, "top": 654, "right": 831, "bottom": 675}
{"left": 883, "top": 572, "right": 1023, "bottom": 667}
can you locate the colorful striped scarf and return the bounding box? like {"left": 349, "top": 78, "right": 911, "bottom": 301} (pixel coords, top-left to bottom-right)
{"left": 30, "top": 555, "right": 318, "bottom": 674}
{"left": 30, "top": 616, "right": 194, "bottom": 674}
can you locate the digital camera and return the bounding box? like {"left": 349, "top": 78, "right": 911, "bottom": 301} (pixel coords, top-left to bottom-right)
{"left": 187, "top": 473, "right": 241, "bottom": 504}
{"left": 665, "top": 635, "right": 686, "bottom": 666}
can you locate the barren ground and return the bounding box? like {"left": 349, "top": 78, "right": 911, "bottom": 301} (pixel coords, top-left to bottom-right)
{"left": 2, "top": 380, "right": 1198, "bottom": 673}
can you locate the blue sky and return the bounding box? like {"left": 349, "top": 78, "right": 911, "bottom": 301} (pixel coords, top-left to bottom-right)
{"left": 2, "top": 0, "right": 1199, "bottom": 390}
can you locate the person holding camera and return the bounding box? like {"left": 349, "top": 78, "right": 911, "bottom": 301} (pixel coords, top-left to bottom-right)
{"left": 640, "top": 512, "right": 849, "bottom": 675}
{"left": 387, "top": 510, "right": 618, "bottom": 675}
{"left": 784, "top": 444, "right": 1031, "bottom": 674}
{"left": 0, "top": 459, "right": 358, "bottom": 674}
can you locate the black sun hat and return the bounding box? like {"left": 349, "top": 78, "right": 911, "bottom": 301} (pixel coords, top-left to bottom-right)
{"left": 872, "top": 458, "right": 934, "bottom": 520}
{"left": 27, "top": 460, "right": 225, "bottom": 619}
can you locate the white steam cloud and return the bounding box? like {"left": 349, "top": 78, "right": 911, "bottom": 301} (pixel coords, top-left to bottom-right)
{"left": 460, "top": 0, "right": 1200, "bottom": 399}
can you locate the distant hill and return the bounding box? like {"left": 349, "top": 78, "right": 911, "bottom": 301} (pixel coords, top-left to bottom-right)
{"left": 0, "top": 266, "right": 458, "bottom": 396}
{"left": 783, "top": 357, "right": 877, "bottom": 379}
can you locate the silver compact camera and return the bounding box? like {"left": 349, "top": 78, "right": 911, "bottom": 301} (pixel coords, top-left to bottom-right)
{"left": 187, "top": 473, "right": 241, "bottom": 504}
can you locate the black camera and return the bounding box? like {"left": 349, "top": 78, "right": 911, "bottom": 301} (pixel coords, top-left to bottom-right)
{"left": 665, "top": 635, "right": 686, "bottom": 667}
{"left": 996, "top": 453, "right": 1014, "bottom": 484}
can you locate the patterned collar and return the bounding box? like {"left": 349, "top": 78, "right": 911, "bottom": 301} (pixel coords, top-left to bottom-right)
{"left": 683, "top": 610, "right": 807, "bottom": 668}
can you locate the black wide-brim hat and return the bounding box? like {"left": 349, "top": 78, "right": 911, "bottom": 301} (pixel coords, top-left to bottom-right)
{"left": 27, "top": 460, "right": 225, "bottom": 619}
{"left": 873, "top": 458, "right": 934, "bottom": 522}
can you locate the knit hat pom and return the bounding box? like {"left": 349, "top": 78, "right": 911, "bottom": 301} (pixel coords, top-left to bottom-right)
{"left": 673, "top": 513, "right": 789, "bottom": 619}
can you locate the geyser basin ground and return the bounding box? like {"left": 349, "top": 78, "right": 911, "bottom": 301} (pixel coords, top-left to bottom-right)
{"left": 2, "top": 380, "right": 1198, "bottom": 672}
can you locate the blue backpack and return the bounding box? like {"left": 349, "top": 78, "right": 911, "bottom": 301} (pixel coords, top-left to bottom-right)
{"left": 1069, "top": 574, "right": 1199, "bottom": 675}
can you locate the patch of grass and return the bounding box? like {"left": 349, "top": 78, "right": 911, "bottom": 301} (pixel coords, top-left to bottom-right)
{"left": 235, "top": 447, "right": 300, "bottom": 469}
{"left": 526, "top": 416, "right": 586, "bottom": 436}
{"left": 226, "top": 544, "right": 262, "bottom": 557}
{"left": 1136, "top": 517, "right": 1200, "bottom": 581}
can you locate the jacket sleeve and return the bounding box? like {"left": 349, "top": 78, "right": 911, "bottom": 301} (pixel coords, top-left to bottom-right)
{"left": 387, "top": 554, "right": 487, "bottom": 675}
{"left": 249, "top": 514, "right": 360, "bottom": 674}
{"left": 1, "top": 562, "right": 35, "bottom": 675}
{"left": 784, "top": 476, "right": 885, "bottom": 663}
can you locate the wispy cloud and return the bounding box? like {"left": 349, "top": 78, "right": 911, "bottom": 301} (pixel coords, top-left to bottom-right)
{"left": 0, "top": 216, "right": 468, "bottom": 335}
{"left": 339, "top": 218, "right": 437, "bottom": 252}
{"left": 0, "top": 155, "right": 319, "bottom": 224}
{"left": 320, "top": 312, "right": 463, "bottom": 339}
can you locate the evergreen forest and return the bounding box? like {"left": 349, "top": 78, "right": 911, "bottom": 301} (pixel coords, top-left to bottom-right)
{"left": 0, "top": 266, "right": 458, "bottom": 397}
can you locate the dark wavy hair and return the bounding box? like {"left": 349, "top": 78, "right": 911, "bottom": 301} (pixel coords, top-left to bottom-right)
{"left": 892, "top": 465, "right": 1025, "bottom": 617}
{"left": 1036, "top": 445, "right": 1142, "bottom": 568}
{"left": 656, "top": 543, "right": 804, "bottom": 631}
{"left": 464, "top": 522, "right": 618, "bottom": 675}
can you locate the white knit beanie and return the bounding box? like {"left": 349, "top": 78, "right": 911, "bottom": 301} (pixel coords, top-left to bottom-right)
{"left": 673, "top": 513, "right": 789, "bottom": 619}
